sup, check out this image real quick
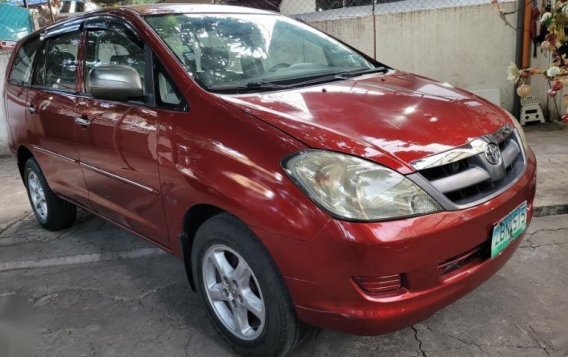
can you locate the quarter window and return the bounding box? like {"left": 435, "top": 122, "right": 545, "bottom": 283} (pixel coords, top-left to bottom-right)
{"left": 156, "top": 70, "right": 187, "bottom": 110}
{"left": 84, "top": 29, "right": 146, "bottom": 94}
{"left": 34, "top": 31, "right": 80, "bottom": 91}
{"left": 9, "top": 37, "right": 40, "bottom": 86}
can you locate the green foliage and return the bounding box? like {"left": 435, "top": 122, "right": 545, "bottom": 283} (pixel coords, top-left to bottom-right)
{"left": 149, "top": 15, "right": 180, "bottom": 37}
{"left": 130, "top": 0, "right": 158, "bottom": 4}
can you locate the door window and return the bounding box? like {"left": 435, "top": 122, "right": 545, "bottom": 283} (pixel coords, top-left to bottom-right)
{"left": 9, "top": 37, "right": 40, "bottom": 86}
{"left": 84, "top": 29, "right": 146, "bottom": 94}
{"left": 34, "top": 31, "right": 80, "bottom": 91}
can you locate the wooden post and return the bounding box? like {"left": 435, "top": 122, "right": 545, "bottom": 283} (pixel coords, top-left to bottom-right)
{"left": 372, "top": 0, "right": 376, "bottom": 60}
{"left": 522, "top": 0, "right": 532, "bottom": 68}
{"left": 47, "top": 0, "right": 55, "bottom": 24}
{"left": 513, "top": 0, "right": 526, "bottom": 118}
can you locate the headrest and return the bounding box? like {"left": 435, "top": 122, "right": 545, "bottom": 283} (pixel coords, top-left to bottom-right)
{"left": 200, "top": 46, "right": 230, "bottom": 72}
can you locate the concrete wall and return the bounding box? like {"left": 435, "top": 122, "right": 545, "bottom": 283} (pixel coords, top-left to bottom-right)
{"left": 0, "top": 50, "right": 11, "bottom": 156}
{"left": 281, "top": 0, "right": 316, "bottom": 16}
{"left": 310, "top": 16, "right": 376, "bottom": 58}
{"left": 530, "top": 48, "right": 566, "bottom": 121}
{"left": 309, "top": 2, "right": 518, "bottom": 111}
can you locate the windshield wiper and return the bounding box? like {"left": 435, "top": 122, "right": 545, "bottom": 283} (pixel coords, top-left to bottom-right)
{"left": 208, "top": 67, "right": 390, "bottom": 93}
{"left": 268, "top": 74, "right": 346, "bottom": 89}
{"left": 207, "top": 80, "right": 287, "bottom": 93}
{"left": 271, "top": 66, "right": 390, "bottom": 89}
{"left": 334, "top": 66, "right": 389, "bottom": 79}
{"left": 245, "top": 80, "right": 289, "bottom": 89}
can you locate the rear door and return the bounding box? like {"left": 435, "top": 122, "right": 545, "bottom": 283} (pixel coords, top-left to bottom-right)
{"left": 27, "top": 25, "right": 90, "bottom": 207}
{"left": 75, "top": 18, "right": 169, "bottom": 247}
{"left": 4, "top": 37, "right": 40, "bottom": 153}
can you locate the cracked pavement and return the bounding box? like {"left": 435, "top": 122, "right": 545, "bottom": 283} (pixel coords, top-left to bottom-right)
{"left": 524, "top": 127, "right": 568, "bottom": 213}
{"left": 0, "top": 153, "right": 567, "bottom": 356}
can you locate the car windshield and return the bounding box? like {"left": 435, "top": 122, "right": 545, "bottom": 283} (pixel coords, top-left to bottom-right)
{"left": 145, "top": 13, "right": 384, "bottom": 93}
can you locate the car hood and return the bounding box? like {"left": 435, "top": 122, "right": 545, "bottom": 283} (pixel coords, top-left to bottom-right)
{"left": 221, "top": 71, "right": 511, "bottom": 174}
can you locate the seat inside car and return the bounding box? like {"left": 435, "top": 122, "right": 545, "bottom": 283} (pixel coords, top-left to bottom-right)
{"left": 241, "top": 56, "right": 265, "bottom": 79}
{"left": 109, "top": 54, "right": 145, "bottom": 79}
{"left": 182, "top": 49, "right": 198, "bottom": 75}
{"left": 45, "top": 52, "right": 76, "bottom": 89}
{"left": 199, "top": 46, "right": 241, "bottom": 84}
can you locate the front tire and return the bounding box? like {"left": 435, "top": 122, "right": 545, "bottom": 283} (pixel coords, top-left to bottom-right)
{"left": 24, "top": 158, "right": 76, "bottom": 231}
{"left": 192, "top": 213, "right": 305, "bottom": 356}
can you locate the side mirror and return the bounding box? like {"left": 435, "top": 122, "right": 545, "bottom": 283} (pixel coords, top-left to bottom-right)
{"left": 89, "top": 65, "right": 143, "bottom": 102}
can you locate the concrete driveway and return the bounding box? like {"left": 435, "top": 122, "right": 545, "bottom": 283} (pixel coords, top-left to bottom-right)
{"left": 0, "top": 152, "right": 567, "bottom": 356}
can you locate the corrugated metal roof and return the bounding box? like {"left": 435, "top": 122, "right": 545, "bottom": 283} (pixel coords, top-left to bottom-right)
{"left": 0, "top": 4, "right": 33, "bottom": 41}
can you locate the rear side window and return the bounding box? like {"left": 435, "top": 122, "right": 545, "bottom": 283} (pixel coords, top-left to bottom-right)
{"left": 33, "top": 31, "right": 80, "bottom": 91}
{"left": 9, "top": 38, "right": 40, "bottom": 86}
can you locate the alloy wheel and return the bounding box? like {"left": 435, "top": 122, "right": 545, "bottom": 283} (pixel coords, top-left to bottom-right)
{"left": 28, "top": 171, "right": 47, "bottom": 221}
{"left": 202, "top": 244, "right": 266, "bottom": 341}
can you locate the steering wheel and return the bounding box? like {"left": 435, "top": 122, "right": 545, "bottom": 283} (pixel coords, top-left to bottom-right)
{"left": 268, "top": 63, "right": 291, "bottom": 72}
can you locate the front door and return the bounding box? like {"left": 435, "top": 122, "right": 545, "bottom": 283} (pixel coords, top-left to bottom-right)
{"left": 28, "top": 29, "right": 90, "bottom": 207}
{"left": 75, "top": 25, "right": 169, "bottom": 247}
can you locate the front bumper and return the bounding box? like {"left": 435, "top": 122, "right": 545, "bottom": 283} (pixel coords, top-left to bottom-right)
{"left": 258, "top": 150, "right": 537, "bottom": 335}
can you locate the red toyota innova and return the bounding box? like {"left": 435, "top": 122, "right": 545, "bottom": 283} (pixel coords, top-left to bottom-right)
{"left": 3, "top": 4, "right": 536, "bottom": 356}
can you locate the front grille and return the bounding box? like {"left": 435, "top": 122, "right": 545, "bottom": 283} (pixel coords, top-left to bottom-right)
{"left": 413, "top": 126, "right": 526, "bottom": 207}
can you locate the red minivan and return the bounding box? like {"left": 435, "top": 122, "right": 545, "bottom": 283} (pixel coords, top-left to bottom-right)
{"left": 3, "top": 4, "right": 537, "bottom": 356}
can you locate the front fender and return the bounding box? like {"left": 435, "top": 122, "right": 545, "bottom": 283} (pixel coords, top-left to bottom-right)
{"left": 157, "top": 97, "right": 331, "bottom": 259}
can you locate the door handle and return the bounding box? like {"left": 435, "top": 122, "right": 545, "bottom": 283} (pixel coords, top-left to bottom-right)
{"left": 75, "top": 117, "right": 91, "bottom": 127}
{"left": 27, "top": 105, "right": 36, "bottom": 114}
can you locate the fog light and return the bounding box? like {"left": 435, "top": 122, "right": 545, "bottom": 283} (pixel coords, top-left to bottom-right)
{"left": 353, "top": 274, "right": 404, "bottom": 296}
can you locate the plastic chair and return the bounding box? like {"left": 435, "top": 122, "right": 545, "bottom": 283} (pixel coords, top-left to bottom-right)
{"left": 520, "top": 96, "right": 545, "bottom": 125}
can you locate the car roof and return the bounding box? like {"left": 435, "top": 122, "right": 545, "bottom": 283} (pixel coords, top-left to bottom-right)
{"left": 123, "top": 4, "right": 275, "bottom": 16}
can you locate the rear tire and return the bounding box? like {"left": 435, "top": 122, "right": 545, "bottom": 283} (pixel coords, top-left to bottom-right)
{"left": 24, "top": 158, "right": 76, "bottom": 231}
{"left": 192, "top": 213, "right": 306, "bottom": 356}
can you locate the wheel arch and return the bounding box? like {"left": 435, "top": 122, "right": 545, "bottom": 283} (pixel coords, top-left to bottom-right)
{"left": 17, "top": 145, "right": 34, "bottom": 180}
{"left": 180, "top": 203, "right": 226, "bottom": 291}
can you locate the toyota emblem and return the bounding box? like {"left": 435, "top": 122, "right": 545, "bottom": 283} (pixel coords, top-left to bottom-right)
{"left": 484, "top": 142, "right": 502, "bottom": 165}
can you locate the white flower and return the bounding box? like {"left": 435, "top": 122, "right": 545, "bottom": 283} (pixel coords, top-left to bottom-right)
{"left": 541, "top": 12, "right": 552, "bottom": 22}
{"left": 547, "top": 66, "right": 561, "bottom": 78}
{"left": 507, "top": 62, "right": 520, "bottom": 82}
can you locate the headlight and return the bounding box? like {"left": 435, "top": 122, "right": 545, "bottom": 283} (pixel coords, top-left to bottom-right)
{"left": 507, "top": 111, "right": 529, "bottom": 155}
{"left": 283, "top": 150, "right": 443, "bottom": 221}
